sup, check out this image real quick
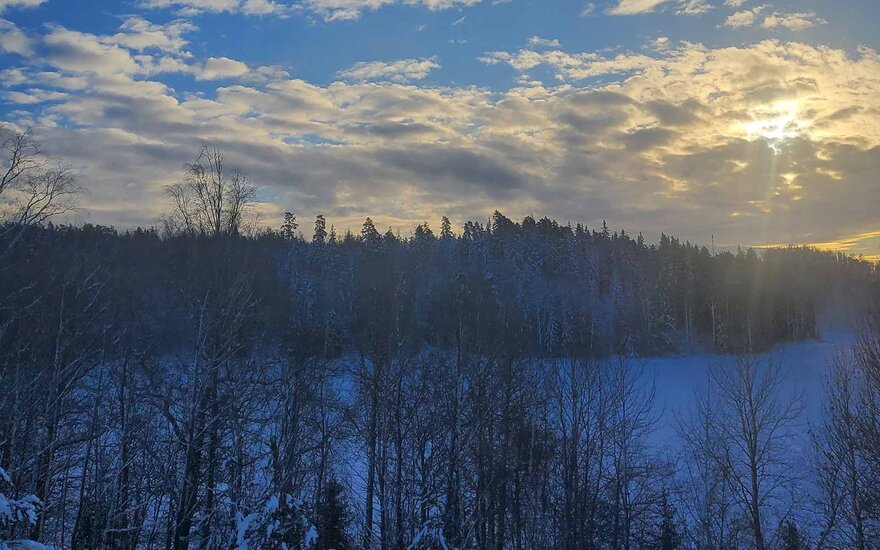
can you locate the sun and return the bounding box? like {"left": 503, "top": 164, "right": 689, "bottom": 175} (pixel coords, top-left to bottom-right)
{"left": 743, "top": 101, "right": 807, "bottom": 152}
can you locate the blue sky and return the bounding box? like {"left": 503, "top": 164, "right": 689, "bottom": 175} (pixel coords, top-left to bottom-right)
{"left": 7, "top": 0, "right": 877, "bottom": 90}
{"left": 1, "top": 0, "right": 879, "bottom": 257}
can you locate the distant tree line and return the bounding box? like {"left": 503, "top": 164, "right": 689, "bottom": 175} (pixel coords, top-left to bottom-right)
{"left": 2, "top": 134, "right": 879, "bottom": 549}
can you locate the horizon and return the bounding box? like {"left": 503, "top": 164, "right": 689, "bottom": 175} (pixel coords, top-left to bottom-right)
{"left": 54, "top": 209, "right": 880, "bottom": 263}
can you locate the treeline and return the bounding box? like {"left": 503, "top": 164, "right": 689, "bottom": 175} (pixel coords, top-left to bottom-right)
{"left": 1, "top": 139, "right": 879, "bottom": 549}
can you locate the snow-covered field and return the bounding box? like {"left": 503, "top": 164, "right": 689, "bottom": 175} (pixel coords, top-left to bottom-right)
{"left": 646, "top": 330, "right": 855, "bottom": 451}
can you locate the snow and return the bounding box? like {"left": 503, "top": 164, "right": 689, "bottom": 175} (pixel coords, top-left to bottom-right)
{"left": 233, "top": 510, "right": 260, "bottom": 550}
{"left": 304, "top": 525, "right": 318, "bottom": 547}
{"left": 408, "top": 524, "right": 451, "bottom": 550}
{"left": 645, "top": 330, "right": 855, "bottom": 449}
{"left": 1, "top": 467, "right": 48, "bottom": 550}
{"left": 0, "top": 542, "right": 58, "bottom": 550}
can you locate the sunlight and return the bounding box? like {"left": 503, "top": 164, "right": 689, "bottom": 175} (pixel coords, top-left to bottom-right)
{"left": 743, "top": 100, "right": 807, "bottom": 153}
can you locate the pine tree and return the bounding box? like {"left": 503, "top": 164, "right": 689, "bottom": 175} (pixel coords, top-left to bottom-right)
{"left": 413, "top": 222, "right": 434, "bottom": 241}
{"left": 314, "top": 214, "right": 328, "bottom": 245}
{"left": 651, "top": 491, "right": 682, "bottom": 550}
{"left": 281, "top": 212, "right": 298, "bottom": 240}
{"left": 440, "top": 216, "right": 453, "bottom": 239}
{"left": 361, "top": 217, "right": 380, "bottom": 246}
{"left": 780, "top": 521, "right": 806, "bottom": 550}
{"left": 316, "top": 480, "right": 350, "bottom": 550}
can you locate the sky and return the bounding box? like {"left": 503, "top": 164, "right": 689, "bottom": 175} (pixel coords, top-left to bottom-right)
{"left": 0, "top": 0, "right": 878, "bottom": 257}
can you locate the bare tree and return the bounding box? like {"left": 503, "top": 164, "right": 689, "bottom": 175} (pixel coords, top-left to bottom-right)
{"left": 702, "top": 356, "right": 805, "bottom": 550}
{"left": 679, "top": 378, "right": 737, "bottom": 550}
{"left": 812, "top": 353, "right": 871, "bottom": 550}
{"left": 0, "top": 126, "right": 79, "bottom": 250}
{"left": 164, "top": 147, "right": 256, "bottom": 238}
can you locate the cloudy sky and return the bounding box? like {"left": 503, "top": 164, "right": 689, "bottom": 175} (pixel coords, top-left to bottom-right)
{"left": 0, "top": 0, "right": 878, "bottom": 256}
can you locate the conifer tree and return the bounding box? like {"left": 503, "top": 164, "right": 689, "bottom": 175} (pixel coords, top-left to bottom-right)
{"left": 316, "top": 480, "right": 350, "bottom": 550}
{"left": 314, "top": 214, "right": 327, "bottom": 245}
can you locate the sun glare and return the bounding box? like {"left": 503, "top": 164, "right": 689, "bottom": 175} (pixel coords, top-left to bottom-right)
{"left": 743, "top": 101, "right": 807, "bottom": 152}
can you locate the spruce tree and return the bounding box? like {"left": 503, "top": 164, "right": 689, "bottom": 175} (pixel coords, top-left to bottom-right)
{"left": 316, "top": 480, "right": 349, "bottom": 550}
{"left": 652, "top": 491, "right": 682, "bottom": 550}
{"left": 281, "top": 212, "right": 298, "bottom": 240}
{"left": 314, "top": 214, "right": 328, "bottom": 245}
{"left": 440, "top": 216, "right": 453, "bottom": 239}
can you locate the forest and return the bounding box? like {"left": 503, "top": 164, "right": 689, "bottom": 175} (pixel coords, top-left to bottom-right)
{"left": 2, "top": 133, "right": 880, "bottom": 549}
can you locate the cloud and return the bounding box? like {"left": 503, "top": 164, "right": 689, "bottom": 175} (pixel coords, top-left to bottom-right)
{"left": 0, "top": 0, "right": 44, "bottom": 12}
{"left": 42, "top": 25, "right": 143, "bottom": 75}
{"left": 608, "top": 0, "right": 710, "bottom": 16}
{"left": 139, "top": 0, "right": 491, "bottom": 21}
{"left": 724, "top": 7, "right": 760, "bottom": 28}
{"left": 480, "top": 48, "right": 664, "bottom": 81}
{"left": 338, "top": 57, "right": 440, "bottom": 82}
{"left": 725, "top": 7, "right": 827, "bottom": 31}
{"left": 138, "top": 0, "right": 297, "bottom": 16}
{"left": 580, "top": 2, "right": 596, "bottom": 17}
{"left": 3, "top": 28, "right": 880, "bottom": 255}
{"left": 1, "top": 88, "right": 67, "bottom": 104}
{"left": 21, "top": 20, "right": 283, "bottom": 86}
{"left": 240, "top": 0, "right": 295, "bottom": 15}
{"left": 139, "top": 0, "right": 238, "bottom": 14}
{"left": 0, "top": 18, "right": 32, "bottom": 55}
{"left": 724, "top": 0, "right": 746, "bottom": 6}
{"left": 106, "top": 17, "right": 197, "bottom": 54}
{"left": 608, "top": 0, "right": 665, "bottom": 14}
{"left": 762, "top": 11, "right": 826, "bottom": 31}
{"left": 676, "top": 0, "right": 710, "bottom": 15}
{"left": 608, "top": 0, "right": 667, "bottom": 15}
{"left": 528, "top": 36, "right": 562, "bottom": 48}
{"left": 302, "top": 0, "right": 480, "bottom": 21}
{"left": 197, "top": 56, "right": 251, "bottom": 80}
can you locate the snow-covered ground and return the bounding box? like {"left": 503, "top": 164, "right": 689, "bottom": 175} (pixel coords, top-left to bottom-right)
{"left": 645, "top": 330, "right": 856, "bottom": 451}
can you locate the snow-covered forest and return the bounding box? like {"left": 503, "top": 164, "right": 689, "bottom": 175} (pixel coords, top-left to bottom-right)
{"left": 2, "top": 136, "right": 880, "bottom": 549}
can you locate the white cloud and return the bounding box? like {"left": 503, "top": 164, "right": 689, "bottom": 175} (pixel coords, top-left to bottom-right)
{"left": 2, "top": 88, "right": 67, "bottom": 104}
{"left": 138, "top": 0, "right": 296, "bottom": 16}
{"left": 762, "top": 11, "right": 826, "bottom": 31}
{"left": 724, "top": 7, "right": 759, "bottom": 28}
{"left": 196, "top": 56, "right": 251, "bottom": 80}
{"left": 676, "top": 0, "right": 710, "bottom": 15}
{"left": 140, "top": 0, "right": 487, "bottom": 21}
{"left": 43, "top": 25, "right": 142, "bottom": 75}
{"left": 107, "top": 17, "right": 197, "bottom": 54}
{"left": 0, "top": 18, "right": 32, "bottom": 55}
{"left": 608, "top": 0, "right": 710, "bottom": 15}
{"left": 0, "top": 0, "right": 44, "bottom": 12}
{"left": 138, "top": 0, "right": 240, "bottom": 14}
{"left": 303, "top": 0, "right": 480, "bottom": 21}
{"left": 480, "top": 47, "right": 666, "bottom": 81}
{"left": 3, "top": 21, "right": 282, "bottom": 87}
{"left": 528, "top": 36, "right": 562, "bottom": 48}
{"left": 607, "top": 0, "right": 665, "bottom": 15}
{"left": 339, "top": 57, "right": 440, "bottom": 82}
{"left": 724, "top": 0, "right": 746, "bottom": 5}
{"left": 724, "top": 7, "right": 827, "bottom": 31}
{"left": 580, "top": 2, "right": 596, "bottom": 16}
{"left": 240, "top": 0, "right": 295, "bottom": 15}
